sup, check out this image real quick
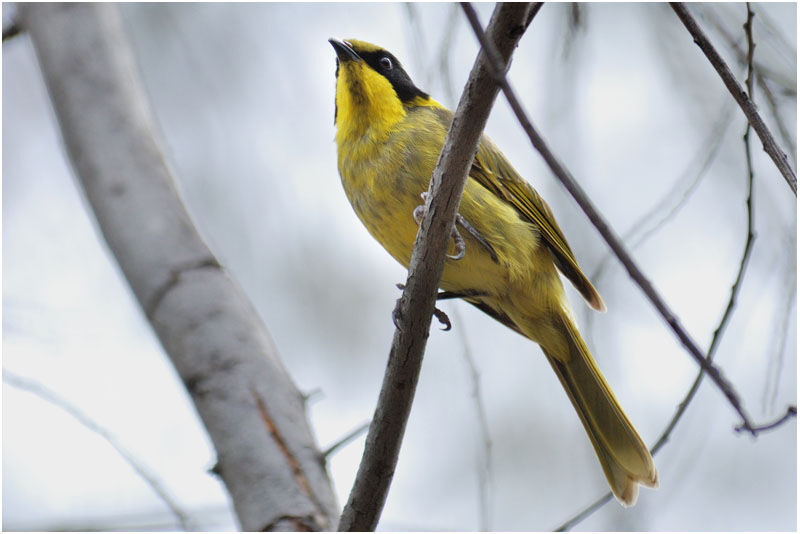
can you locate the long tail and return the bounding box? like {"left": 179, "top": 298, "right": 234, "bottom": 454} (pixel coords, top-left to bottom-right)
{"left": 542, "top": 316, "right": 658, "bottom": 506}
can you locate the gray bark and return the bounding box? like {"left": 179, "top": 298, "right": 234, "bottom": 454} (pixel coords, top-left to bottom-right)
{"left": 21, "top": 3, "right": 338, "bottom": 530}
{"left": 337, "top": 3, "right": 539, "bottom": 530}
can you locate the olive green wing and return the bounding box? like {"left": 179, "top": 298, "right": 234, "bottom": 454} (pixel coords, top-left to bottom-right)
{"left": 471, "top": 137, "right": 606, "bottom": 312}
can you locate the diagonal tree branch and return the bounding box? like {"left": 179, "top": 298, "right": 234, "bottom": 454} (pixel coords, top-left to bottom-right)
{"left": 586, "top": 99, "right": 734, "bottom": 300}
{"left": 20, "top": 4, "right": 338, "bottom": 530}
{"left": 554, "top": 492, "right": 612, "bottom": 532}
{"left": 322, "top": 421, "right": 370, "bottom": 459}
{"left": 648, "top": 1, "right": 760, "bottom": 460}
{"left": 555, "top": 6, "right": 795, "bottom": 529}
{"left": 697, "top": 4, "right": 797, "bottom": 169}
{"left": 4, "top": 370, "right": 196, "bottom": 531}
{"left": 557, "top": 88, "right": 763, "bottom": 534}
{"left": 670, "top": 2, "right": 797, "bottom": 195}
{"left": 336, "top": 3, "right": 540, "bottom": 531}
{"left": 699, "top": 5, "right": 796, "bottom": 96}
{"left": 736, "top": 406, "right": 797, "bottom": 433}
{"left": 461, "top": 0, "right": 785, "bottom": 438}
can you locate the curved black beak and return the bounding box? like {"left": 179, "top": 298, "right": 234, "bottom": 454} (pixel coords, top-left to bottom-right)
{"left": 329, "top": 38, "right": 361, "bottom": 62}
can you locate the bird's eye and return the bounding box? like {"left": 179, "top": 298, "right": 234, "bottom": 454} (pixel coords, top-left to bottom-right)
{"left": 379, "top": 57, "right": 393, "bottom": 70}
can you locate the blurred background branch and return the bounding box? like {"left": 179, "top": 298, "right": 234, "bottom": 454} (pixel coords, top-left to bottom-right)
{"left": 670, "top": 2, "right": 797, "bottom": 195}
{"left": 19, "top": 3, "right": 337, "bottom": 530}
{"left": 555, "top": 6, "right": 796, "bottom": 528}
{"left": 3, "top": 370, "right": 196, "bottom": 531}
{"left": 586, "top": 99, "right": 734, "bottom": 293}
{"left": 453, "top": 307, "right": 494, "bottom": 531}
{"left": 4, "top": 2, "right": 795, "bottom": 531}
{"left": 698, "top": 5, "right": 797, "bottom": 169}
{"left": 463, "top": 1, "right": 777, "bottom": 438}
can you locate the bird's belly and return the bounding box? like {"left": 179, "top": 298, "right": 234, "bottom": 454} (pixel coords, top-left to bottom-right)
{"left": 337, "top": 127, "right": 555, "bottom": 311}
{"left": 341, "top": 168, "right": 422, "bottom": 266}
{"left": 340, "top": 157, "right": 568, "bottom": 348}
{"left": 341, "top": 173, "right": 517, "bottom": 298}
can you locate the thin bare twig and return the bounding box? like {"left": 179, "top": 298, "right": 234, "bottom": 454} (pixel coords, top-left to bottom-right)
{"left": 403, "top": 3, "right": 430, "bottom": 89}
{"left": 437, "top": 3, "right": 462, "bottom": 107}
{"left": 557, "top": 107, "right": 760, "bottom": 528}
{"left": 557, "top": 8, "right": 796, "bottom": 529}
{"left": 670, "top": 2, "right": 796, "bottom": 195}
{"left": 3, "top": 370, "right": 196, "bottom": 531}
{"left": 736, "top": 406, "right": 797, "bottom": 434}
{"left": 582, "top": 100, "right": 732, "bottom": 347}
{"left": 698, "top": 4, "right": 797, "bottom": 168}
{"left": 561, "top": 3, "right": 586, "bottom": 60}
{"left": 749, "top": 4, "right": 796, "bottom": 73}
{"left": 650, "top": 14, "right": 758, "bottom": 450}
{"left": 756, "top": 74, "right": 797, "bottom": 170}
{"left": 554, "top": 492, "right": 613, "bottom": 532}
{"left": 587, "top": 99, "right": 734, "bottom": 290}
{"left": 699, "top": 4, "right": 796, "bottom": 96}
{"left": 453, "top": 306, "right": 493, "bottom": 531}
{"left": 322, "top": 422, "right": 370, "bottom": 459}
{"left": 336, "top": 4, "right": 539, "bottom": 530}
{"left": 762, "top": 276, "right": 795, "bottom": 413}
{"left": 9, "top": 505, "right": 235, "bottom": 532}
{"left": 463, "top": 1, "right": 759, "bottom": 436}
{"left": 744, "top": 5, "right": 756, "bottom": 112}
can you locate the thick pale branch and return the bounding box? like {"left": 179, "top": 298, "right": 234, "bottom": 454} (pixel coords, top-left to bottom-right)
{"left": 337, "top": 3, "right": 538, "bottom": 531}
{"left": 21, "top": 4, "right": 337, "bottom": 530}
{"left": 670, "top": 2, "right": 797, "bottom": 195}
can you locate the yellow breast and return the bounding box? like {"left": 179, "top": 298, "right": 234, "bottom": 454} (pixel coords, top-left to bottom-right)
{"left": 336, "top": 105, "right": 545, "bottom": 300}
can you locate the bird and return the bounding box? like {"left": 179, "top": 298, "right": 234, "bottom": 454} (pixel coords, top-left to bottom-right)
{"left": 329, "top": 37, "right": 658, "bottom": 506}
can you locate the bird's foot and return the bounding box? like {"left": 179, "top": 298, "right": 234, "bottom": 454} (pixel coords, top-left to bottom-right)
{"left": 454, "top": 213, "right": 499, "bottom": 263}
{"left": 413, "top": 192, "right": 498, "bottom": 263}
{"left": 394, "top": 283, "right": 453, "bottom": 331}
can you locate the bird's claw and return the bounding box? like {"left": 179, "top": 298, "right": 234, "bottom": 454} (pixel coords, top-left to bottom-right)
{"left": 393, "top": 282, "right": 452, "bottom": 331}
{"left": 447, "top": 227, "right": 466, "bottom": 260}
{"left": 413, "top": 192, "right": 428, "bottom": 225}
{"left": 432, "top": 307, "right": 452, "bottom": 331}
{"left": 412, "top": 191, "right": 468, "bottom": 261}
{"left": 392, "top": 299, "right": 403, "bottom": 331}
{"left": 455, "top": 213, "right": 499, "bottom": 263}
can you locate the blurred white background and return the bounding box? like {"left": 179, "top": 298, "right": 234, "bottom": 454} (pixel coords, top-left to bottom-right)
{"left": 3, "top": 2, "right": 796, "bottom": 531}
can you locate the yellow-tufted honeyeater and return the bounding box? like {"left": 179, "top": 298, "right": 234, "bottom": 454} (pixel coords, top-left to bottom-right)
{"left": 330, "top": 38, "right": 657, "bottom": 506}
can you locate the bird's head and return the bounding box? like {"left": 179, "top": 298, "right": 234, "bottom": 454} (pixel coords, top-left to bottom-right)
{"left": 329, "top": 38, "right": 431, "bottom": 139}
